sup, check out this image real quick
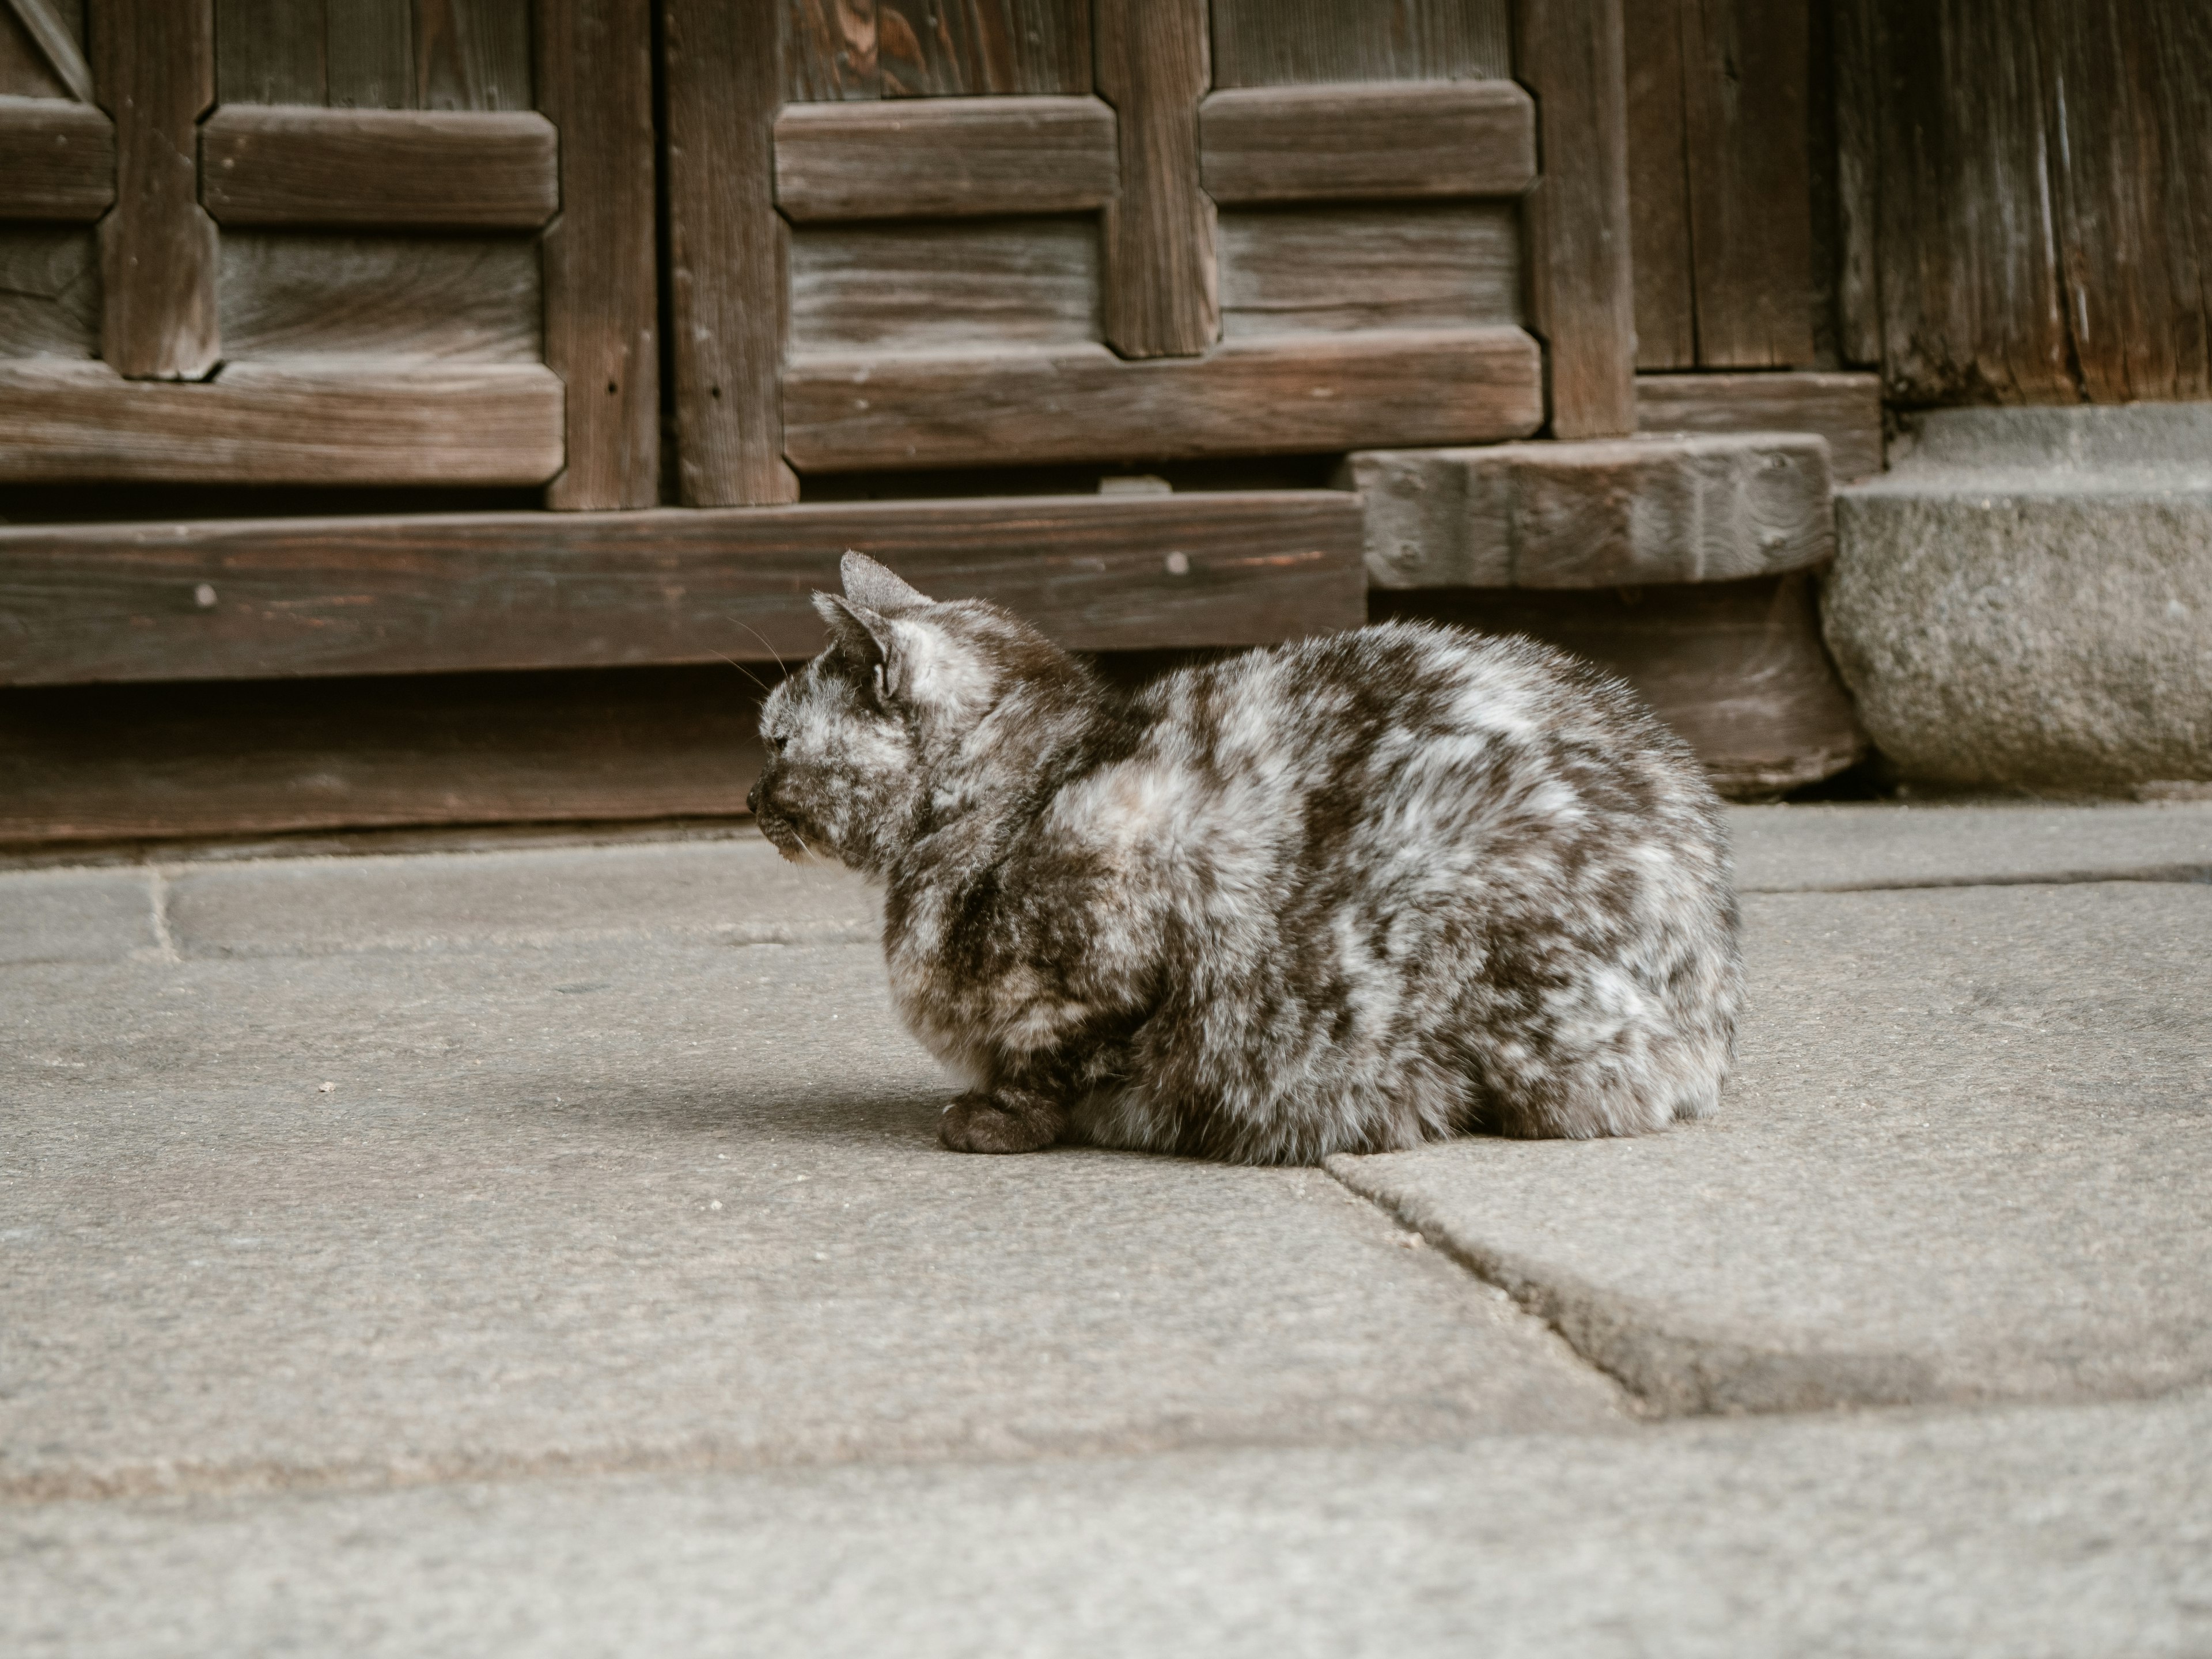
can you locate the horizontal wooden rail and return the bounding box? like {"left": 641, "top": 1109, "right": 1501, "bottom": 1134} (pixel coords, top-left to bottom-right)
{"left": 0, "top": 493, "right": 1365, "bottom": 685}
{"left": 774, "top": 95, "right": 1119, "bottom": 221}
{"left": 199, "top": 107, "right": 559, "bottom": 229}
{"left": 784, "top": 328, "right": 1543, "bottom": 471}
{"left": 0, "top": 362, "right": 565, "bottom": 484}
{"left": 1637, "top": 372, "right": 1884, "bottom": 483}
{"left": 0, "top": 97, "right": 114, "bottom": 219}
{"left": 1199, "top": 81, "right": 1536, "bottom": 204}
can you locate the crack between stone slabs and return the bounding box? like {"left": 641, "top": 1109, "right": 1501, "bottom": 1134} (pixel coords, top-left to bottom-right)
{"left": 1742, "top": 863, "right": 2212, "bottom": 895}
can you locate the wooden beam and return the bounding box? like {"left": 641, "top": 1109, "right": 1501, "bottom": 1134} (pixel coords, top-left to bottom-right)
{"left": 783, "top": 329, "right": 1543, "bottom": 471}
{"left": 0, "top": 493, "right": 1366, "bottom": 686}
{"left": 539, "top": 0, "right": 658, "bottom": 510}
{"left": 1516, "top": 0, "right": 1636, "bottom": 437}
{"left": 1094, "top": 0, "right": 1215, "bottom": 357}
{"left": 0, "top": 96, "right": 113, "bottom": 219}
{"left": 663, "top": 0, "right": 797, "bottom": 506}
{"left": 92, "top": 0, "right": 219, "bottom": 380}
{"left": 774, "top": 96, "right": 1119, "bottom": 221}
{"left": 0, "top": 361, "right": 564, "bottom": 484}
{"left": 1637, "top": 370, "right": 1883, "bottom": 482}
{"left": 199, "top": 108, "right": 558, "bottom": 229}
{"left": 1199, "top": 81, "right": 1535, "bottom": 204}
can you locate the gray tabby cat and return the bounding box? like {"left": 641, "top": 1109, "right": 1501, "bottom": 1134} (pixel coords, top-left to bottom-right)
{"left": 748, "top": 552, "right": 1742, "bottom": 1165}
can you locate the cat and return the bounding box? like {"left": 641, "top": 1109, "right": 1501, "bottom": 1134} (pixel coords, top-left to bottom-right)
{"left": 748, "top": 552, "right": 1743, "bottom": 1165}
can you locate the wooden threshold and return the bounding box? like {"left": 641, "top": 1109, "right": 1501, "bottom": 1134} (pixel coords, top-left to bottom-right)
{"left": 774, "top": 96, "right": 1119, "bottom": 221}
{"left": 784, "top": 329, "right": 1544, "bottom": 472}
{"left": 1637, "top": 372, "right": 1884, "bottom": 482}
{"left": 0, "top": 362, "right": 565, "bottom": 486}
{"left": 199, "top": 107, "right": 560, "bottom": 230}
{"left": 1199, "top": 81, "right": 1535, "bottom": 204}
{"left": 0, "top": 97, "right": 113, "bottom": 219}
{"left": 0, "top": 491, "right": 1366, "bottom": 687}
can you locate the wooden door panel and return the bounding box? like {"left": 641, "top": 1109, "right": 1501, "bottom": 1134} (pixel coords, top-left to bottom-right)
{"left": 1209, "top": 0, "right": 1510, "bottom": 86}
{"left": 1216, "top": 203, "right": 1522, "bottom": 339}
{"left": 774, "top": 96, "right": 1119, "bottom": 221}
{"left": 785, "top": 0, "right": 1092, "bottom": 100}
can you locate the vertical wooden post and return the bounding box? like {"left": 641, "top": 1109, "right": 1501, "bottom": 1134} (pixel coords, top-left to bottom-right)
{"left": 662, "top": 0, "right": 799, "bottom": 507}
{"left": 93, "top": 0, "right": 220, "bottom": 380}
{"left": 1095, "top": 0, "right": 1216, "bottom": 359}
{"left": 540, "top": 0, "right": 660, "bottom": 510}
{"left": 1518, "top": 0, "right": 1637, "bottom": 437}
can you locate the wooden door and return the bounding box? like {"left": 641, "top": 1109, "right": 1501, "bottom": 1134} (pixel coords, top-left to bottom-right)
{"left": 0, "top": 0, "right": 656, "bottom": 509}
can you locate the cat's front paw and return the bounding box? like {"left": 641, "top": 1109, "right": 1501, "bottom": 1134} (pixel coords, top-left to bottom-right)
{"left": 939, "top": 1090, "right": 1063, "bottom": 1154}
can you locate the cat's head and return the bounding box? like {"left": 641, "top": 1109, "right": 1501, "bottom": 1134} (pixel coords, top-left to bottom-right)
{"left": 747, "top": 552, "right": 1089, "bottom": 870}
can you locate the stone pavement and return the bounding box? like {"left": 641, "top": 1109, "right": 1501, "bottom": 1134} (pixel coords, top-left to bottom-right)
{"left": 4, "top": 802, "right": 2210, "bottom": 1656}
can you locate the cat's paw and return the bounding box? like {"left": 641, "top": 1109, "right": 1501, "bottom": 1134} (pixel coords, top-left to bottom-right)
{"left": 939, "top": 1091, "right": 1062, "bottom": 1154}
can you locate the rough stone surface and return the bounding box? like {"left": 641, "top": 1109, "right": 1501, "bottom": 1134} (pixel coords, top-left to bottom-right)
{"left": 0, "top": 866, "right": 158, "bottom": 964}
{"left": 1350, "top": 431, "right": 1832, "bottom": 589}
{"left": 1728, "top": 799, "right": 2212, "bottom": 891}
{"left": 1334, "top": 882, "right": 2212, "bottom": 1413}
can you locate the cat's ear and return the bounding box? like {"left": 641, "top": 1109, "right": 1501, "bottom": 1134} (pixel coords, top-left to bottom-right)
{"left": 840, "top": 551, "right": 933, "bottom": 616}
{"left": 812, "top": 591, "right": 893, "bottom": 676}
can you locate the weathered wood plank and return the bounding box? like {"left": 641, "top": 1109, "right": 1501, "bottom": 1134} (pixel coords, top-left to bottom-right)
{"left": 1, "top": 9, "right": 72, "bottom": 100}
{"left": 1209, "top": 0, "right": 1511, "bottom": 88}
{"left": 774, "top": 96, "right": 1118, "bottom": 221}
{"left": 1375, "top": 575, "right": 1866, "bottom": 798}
{"left": 95, "top": 0, "right": 221, "bottom": 379}
{"left": 199, "top": 106, "right": 558, "bottom": 228}
{"left": 790, "top": 218, "right": 1099, "bottom": 354}
{"left": 0, "top": 224, "right": 96, "bottom": 354}
{"left": 1624, "top": 0, "right": 1695, "bottom": 369}
{"left": 1218, "top": 203, "right": 1520, "bottom": 338}
{"left": 213, "top": 0, "right": 323, "bottom": 105}
{"left": 325, "top": 0, "right": 414, "bottom": 109}
{"left": 664, "top": 0, "right": 797, "bottom": 507}
{"left": 783, "top": 0, "right": 1090, "bottom": 101}
{"left": 219, "top": 231, "right": 539, "bottom": 362}
{"left": 783, "top": 329, "right": 1543, "bottom": 471}
{"left": 1516, "top": 0, "right": 1636, "bottom": 437}
{"left": 1198, "top": 81, "right": 1534, "bottom": 204}
{"left": 1637, "top": 370, "right": 1883, "bottom": 482}
{"left": 416, "top": 0, "right": 531, "bottom": 111}
{"left": 0, "top": 95, "right": 112, "bottom": 219}
{"left": 6, "top": 0, "right": 92, "bottom": 101}
{"left": 539, "top": 0, "right": 658, "bottom": 510}
{"left": 0, "top": 493, "right": 1366, "bottom": 685}
{"left": 1095, "top": 0, "right": 1214, "bottom": 358}
{"left": 0, "top": 361, "right": 563, "bottom": 483}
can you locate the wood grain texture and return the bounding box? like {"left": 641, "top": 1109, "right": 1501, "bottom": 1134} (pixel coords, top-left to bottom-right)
{"left": 0, "top": 360, "right": 563, "bottom": 483}
{"left": 539, "top": 0, "right": 658, "bottom": 510}
{"left": 417, "top": 0, "right": 533, "bottom": 110}
{"left": 775, "top": 96, "right": 1118, "bottom": 221}
{"left": 213, "top": 0, "right": 324, "bottom": 105}
{"left": 1635, "top": 370, "right": 1883, "bottom": 482}
{"left": 0, "top": 95, "right": 112, "bottom": 218}
{"left": 664, "top": 0, "right": 798, "bottom": 507}
{"left": 95, "top": 0, "right": 221, "bottom": 379}
{"left": 199, "top": 106, "right": 558, "bottom": 228}
{"left": 783, "top": 329, "right": 1543, "bottom": 471}
{"left": 1198, "top": 80, "right": 1535, "bottom": 203}
{"left": 2, "top": 7, "right": 72, "bottom": 99}
{"left": 790, "top": 218, "right": 1099, "bottom": 353}
{"left": 784, "top": 0, "right": 1090, "bottom": 100}
{"left": 1210, "top": 0, "right": 1510, "bottom": 88}
{"left": 1095, "top": 0, "right": 1213, "bottom": 358}
{"left": 219, "top": 231, "right": 539, "bottom": 362}
{"left": 0, "top": 493, "right": 1365, "bottom": 685}
{"left": 1217, "top": 203, "right": 1520, "bottom": 338}
{"left": 1517, "top": 0, "right": 1636, "bottom": 437}
{"left": 1624, "top": 0, "right": 1694, "bottom": 369}
{"left": 7, "top": 0, "right": 92, "bottom": 100}
{"left": 1374, "top": 574, "right": 1866, "bottom": 797}
{"left": 325, "top": 0, "right": 411, "bottom": 109}
{"left": 0, "top": 225, "right": 97, "bottom": 354}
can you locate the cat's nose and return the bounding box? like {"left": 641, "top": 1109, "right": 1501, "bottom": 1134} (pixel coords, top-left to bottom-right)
{"left": 746, "top": 776, "right": 762, "bottom": 815}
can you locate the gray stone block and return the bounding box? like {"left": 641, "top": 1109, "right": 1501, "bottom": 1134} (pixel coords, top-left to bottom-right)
{"left": 1349, "top": 431, "right": 1833, "bottom": 589}
{"left": 1728, "top": 799, "right": 2212, "bottom": 891}
{"left": 0, "top": 866, "right": 159, "bottom": 964}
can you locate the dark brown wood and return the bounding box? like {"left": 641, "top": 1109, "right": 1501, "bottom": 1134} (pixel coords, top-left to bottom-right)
{"left": 7, "top": 0, "right": 93, "bottom": 101}
{"left": 1624, "top": 0, "right": 1695, "bottom": 369}
{"left": 784, "top": 329, "right": 1542, "bottom": 471}
{"left": 325, "top": 0, "right": 411, "bottom": 109}
{"left": 416, "top": 0, "right": 532, "bottom": 109}
{"left": 1832, "top": 0, "right": 1881, "bottom": 368}
{"left": 539, "top": 0, "right": 658, "bottom": 510}
{"left": 0, "top": 361, "right": 563, "bottom": 483}
{"left": 1209, "top": 0, "right": 1511, "bottom": 88}
{"left": 1199, "top": 80, "right": 1533, "bottom": 205}
{"left": 94, "top": 0, "right": 220, "bottom": 380}
{"left": 0, "top": 666, "right": 768, "bottom": 844}
{"left": 1095, "top": 0, "right": 1214, "bottom": 358}
{"left": 1217, "top": 203, "right": 1520, "bottom": 339}
{"left": 774, "top": 96, "right": 1119, "bottom": 221}
{"left": 1516, "top": 0, "right": 1636, "bottom": 437}
{"left": 199, "top": 106, "right": 558, "bottom": 228}
{"left": 664, "top": 0, "right": 798, "bottom": 507}
{"left": 0, "top": 96, "right": 112, "bottom": 219}
{"left": 2, "top": 12, "right": 72, "bottom": 99}
{"left": 783, "top": 0, "right": 1090, "bottom": 100}
{"left": 218, "top": 230, "right": 540, "bottom": 363}
{"left": 1636, "top": 370, "right": 1883, "bottom": 482}
{"left": 0, "top": 493, "right": 1366, "bottom": 685}
{"left": 213, "top": 0, "right": 324, "bottom": 105}
{"left": 1373, "top": 574, "right": 1865, "bottom": 798}
{"left": 790, "top": 219, "right": 1100, "bottom": 354}
{"left": 0, "top": 225, "right": 97, "bottom": 355}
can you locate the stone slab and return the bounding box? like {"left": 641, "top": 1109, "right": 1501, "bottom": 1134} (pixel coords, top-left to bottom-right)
{"left": 1334, "top": 881, "right": 2212, "bottom": 1414}
{"left": 1728, "top": 800, "right": 2212, "bottom": 891}
{"left": 6, "top": 1391, "right": 2207, "bottom": 1658}
{"left": 0, "top": 865, "right": 158, "bottom": 964}
{"left": 0, "top": 936, "right": 1620, "bottom": 1501}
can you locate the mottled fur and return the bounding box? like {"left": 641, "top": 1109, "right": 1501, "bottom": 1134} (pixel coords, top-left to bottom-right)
{"left": 748, "top": 554, "right": 1743, "bottom": 1164}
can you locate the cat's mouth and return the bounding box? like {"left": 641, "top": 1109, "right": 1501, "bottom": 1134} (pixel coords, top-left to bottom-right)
{"left": 754, "top": 806, "right": 820, "bottom": 864}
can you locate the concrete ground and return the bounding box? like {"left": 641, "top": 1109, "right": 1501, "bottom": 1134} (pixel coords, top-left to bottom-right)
{"left": 4, "top": 801, "right": 2209, "bottom": 1657}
